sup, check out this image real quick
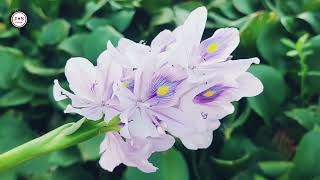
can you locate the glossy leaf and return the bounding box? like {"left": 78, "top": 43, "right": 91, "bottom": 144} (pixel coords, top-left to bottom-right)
{"left": 24, "top": 60, "right": 64, "bottom": 77}
{"left": 0, "top": 89, "right": 33, "bottom": 107}
{"left": 0, "top": 47, "right": 24, "bottom": 90}
{"left": 0, "top": 111, "right": 35, "bottom": 153}
{"left": 248, "top": 65, "right": 287, "bottom": 124}
{"left": 58, "top": 34, "right": 88, "bottom": 57}
{"left": 285, "top": 106, "right": 320, "bottom": 130}
{"left": 78, "top": 134, "right": 104, "bottom": 161}
{"left": 290, "top": 129, "right": 320, "bottom": 179}
{"left": 232, "top": 0, "right": 257, "bottom": 15}
{"left": 258, "top": 161, "right": 293, "bottom": 177}
{"left": 83, "top": 26, "right": 122, "bottom": 62}
{"left": 124, "top": 148, "right": 189, "bottom": 180}
{"left": 39, "top": 19, "right": 70, "bottom": 45}
{"left": 257, "top": 22, "right": 288, "bottom": 72}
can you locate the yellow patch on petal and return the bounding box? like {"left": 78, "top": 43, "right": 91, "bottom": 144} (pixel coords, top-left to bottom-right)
{"left": 121, "top": 81, "right": 129, "bottom": 87}
{"left": 203, "top": 90, "right": 216, "bottom": 97}
{"left": 157, "top": 86, "right": 170, "bottom": 96}
{"left": 207, "top": 43, "right": 219, "bottom": 53}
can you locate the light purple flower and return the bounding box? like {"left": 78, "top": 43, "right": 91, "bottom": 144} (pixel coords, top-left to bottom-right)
{"left": 105, "top": 38, "right": 157, "bottom": 69}
{"left": 99, "top": 132, "right": 174, "bottom": 172}
{"left": 53, "top": 6, "right": 265, "bottom": 173}
{"left": 155, "top": 7, "right": 260, "bottom": 82}
{"left": 53, "top": 51, "right": 122, "bottom": 121}
{"left": 113, "top": 64, "right": 192, "bottom": 139}
{"left": 178, "top": 72, "right": 263, "bottom": 149}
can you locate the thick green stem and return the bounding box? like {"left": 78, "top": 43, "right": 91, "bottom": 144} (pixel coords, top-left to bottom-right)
{"left": 0, "top": 115, "right": 120, "bottom": 172}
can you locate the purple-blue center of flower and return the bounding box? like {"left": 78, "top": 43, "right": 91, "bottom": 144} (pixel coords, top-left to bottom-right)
{"left": 122, "top": 80, "right": 135, "bottom": 92}
{"left": 147, "top": 76, "right": 182, "bottom": 104}
{"left": 193, "top": 84, "right": 230, "bottom": 104}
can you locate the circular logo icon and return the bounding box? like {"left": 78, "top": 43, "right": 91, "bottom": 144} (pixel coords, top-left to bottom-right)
{"left": 11, "top": 11, "right": 27, "bottom": 28}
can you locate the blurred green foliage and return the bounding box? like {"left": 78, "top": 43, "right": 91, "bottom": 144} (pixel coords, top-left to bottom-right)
{"left": 0, "top": 0, "right": 320, "bottom": 179}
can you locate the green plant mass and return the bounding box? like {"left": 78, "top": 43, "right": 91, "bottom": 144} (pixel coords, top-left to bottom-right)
{"left": 0, "top": 0, "right": 320, "bottom": 179}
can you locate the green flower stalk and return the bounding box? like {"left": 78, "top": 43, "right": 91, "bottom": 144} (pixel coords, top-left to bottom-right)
{"left": 281, "top": 34, "right": 314, "bottom": 102}
{"left": 0, "top": 115, "right": 120, "bottom": 172}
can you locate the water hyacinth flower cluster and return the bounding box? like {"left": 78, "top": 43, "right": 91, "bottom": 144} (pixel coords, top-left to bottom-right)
{"left": 53, "top": 7, "right": 263, "bottom": 173}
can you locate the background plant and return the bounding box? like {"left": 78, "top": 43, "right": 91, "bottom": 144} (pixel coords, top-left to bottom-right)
{"left": 0, "top": 0, "right": 319, "bottom": 179}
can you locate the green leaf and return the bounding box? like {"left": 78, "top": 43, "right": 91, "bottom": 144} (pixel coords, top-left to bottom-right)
{"left": 124, "top": 148, "right": 189, "bottom": 180}
{"left": 280, "top": 16, "right": 297, "bottom": 33}
{"left": 240, "top": 12, "right": 277, "bottom": 50}
{"left": 212, "top": 0, "right": 239, "bottom": 19}
{"left": 0, "top": 169, "right": 16, "bottom": 180}
{"left": 48, "top": 166, "right": 94, "bottom": 180}
{"left": 78, "top": 0, "right": 108, "bottom": 25}
{"left": 248, "top": 65, "right": 287, "bottom": 124}
{"left": 86, "top": 10, "right": 135, "bottom": 32}
{"left": 141, "top": 0, "right": 172, "bottom": 13}
{"left": 207, "top": 12, "right": 249, "bottom": 28}
{"left": 286, "top": 50, "right": 298, "bottom": 57}
{"left": 83, "top": 26, "right": 122, "bottom": 62}
{"left": 58, "top": 34, "right": 88, "bottom": 57}
{"left": 32, "top": 0, "right": 61, "bottom": 18}
{"left": 281, "top": 38, "right": 296, "bottom": 49}
{"left": 150, "top": 7, "right": 174, "bottom": 27}
{"left": 0, "top": 28, "right": 19, "bottom": 38}
{"left": 258, "top": 161, "right": 293, "bottom": 177}
{"left": 305, "top": 34, "right": 320, "bottom": 94}
{"left": 24, "top": 60, "right": 64, "bottom": 77}
{"left": 0, "top": 46, "right": 24, "bottom": 90}
{"left": 0, "top": 89, "right": 33, "bottom": 107}
{"left": 290, "top": 129, "right": 320, "bottom": 179}
{"left": 0, "top": 111, "right": 35, "bottom": 153}
{"left": 256, "top": 21, "right": 288, "bottom": 71}
{"left": 296, "top": 33, "right": 309, "bottom": 51}
{"left": 219, "top": 137, "right": 257, "bottom": 161}
{"left": 254, "top": 174, "right": 268, "bottom": 180}
{"left": 78, "top": 134, "right": 104, "bottom": 161}
{"left": 17, "top": 72, "right": 50, "bottom": 95}
{"left": 108, "top": 10, "right": 135, "bottom": 32}
{"left": 16, "top": 155, "right": 52, "bottom": 176}
{"left": 232, "top": 0, "right": 257, "bottom": 15}
{"left": 285, "top": 106, "right": 320, "bottom": 130}
{"left": 39, "top": 19, "right": 70, "bottom": 45}
{"left": 297, "top": 12, "right": 320, "bottom": 33}
{"left": 86, "top": 18, "right": 109, "bottom": 30}
{"left": 49, "top": 147, "right": 82, "bottom": 167}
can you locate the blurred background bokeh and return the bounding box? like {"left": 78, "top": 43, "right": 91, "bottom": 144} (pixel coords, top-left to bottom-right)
{"left": 0, "top": 0, "right": 320, "bottom": 179}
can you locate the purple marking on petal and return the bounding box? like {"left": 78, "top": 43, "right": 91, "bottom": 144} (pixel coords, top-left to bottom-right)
{"left": 198, "top": 36, "right": 229, "bottom": 62}
{"left": 147, "top": 75, "right": 183, "bottom": 105}
{"left": 90, "top": 81, "right": 98, "bottom": 92}
{"left": 158, "top": 38, "right": 176, "bottom": 53}
{"left": 193, "top": 84, "right": 231, "bottom": 104}
{"left": 118, "top": 122, "right": 125, "bottom": 127}
{"left": 127, "top": 80, "right": 135, "bottom": 92}
{"left": 122, "top": 80, "right": 135, "bottom": 92}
